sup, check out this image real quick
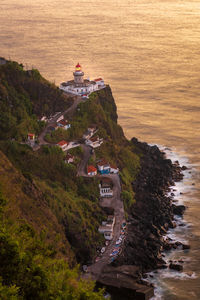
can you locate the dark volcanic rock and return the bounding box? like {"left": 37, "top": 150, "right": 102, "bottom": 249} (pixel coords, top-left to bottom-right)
{"left": 115, "top": 138, "right": 184, "bottom": 274}
{"left": 182, "top": 244, "right": 190, "bottom": 250}
{"left": 169, "top": 263, "right": 183, "bottom": 271}
{"left": 172, "top": 204, "right": 186, "bottom": 216}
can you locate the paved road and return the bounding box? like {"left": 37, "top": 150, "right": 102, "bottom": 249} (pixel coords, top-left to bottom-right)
{"left": 77, "top": 144, "right": 92, "bottom": 176}
{"left": 37, "top": 91, "right": 125, "bottom": 280}
{"left": 77, "top": 142, "right": 125, "bottom": 280}
{"left": 85, "top": 174, "right": 125, "bottom": 279}
{"left": 37, "top": 94, "right": 82, "bottom": 146}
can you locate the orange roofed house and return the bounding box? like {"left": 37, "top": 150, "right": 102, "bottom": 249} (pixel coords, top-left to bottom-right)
{"left": 57, "top": 140, "right": 69, "bottom": 151}
{"left": 87, "top": 165, "right": 97, "bottom": 176}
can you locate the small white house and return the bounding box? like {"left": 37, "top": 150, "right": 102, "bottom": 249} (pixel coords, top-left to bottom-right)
{"left": 94, "top": 78, "right": 105, "bottom": 87}
{"left": 99, "top": 178, "right": 113, "bottom": 198}
{"left": 27, "top": 133, "right": 35, "bottom": 142}
{"left": 57, "top": 140, "right": 69, "bottom": 151}
{"left": 110, "top": 164, "right": 119, "bottom": 174}
{"left": 83, "top": 125, "right": 97, "bottom": 139}
{"left": 64, "top": 153, "right": 74, "bottom": 163}
{"left": 98, "top": 215, "right": 115, "bottom": 240}
{"left": 56, "top": 115, "right": 64, "bottom": 122}
{"left": 87, "top": 165, "right": 97, "bottom": 176}
{"left": 85, "top": 136, "right": 103, "bottom": 148}
{"left": 57, "top": 119, "right": 71, "bottom": 130}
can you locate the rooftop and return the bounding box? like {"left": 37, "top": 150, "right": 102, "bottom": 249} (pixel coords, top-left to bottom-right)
{"left": 58, "top": 119, "right": 70, "bottom": 126}
{"left": 87, "top": 165, "right": 97, "bottom": 173}
{"left": 57, "top": 140, "right": 68, "bottom": 146}
{"left": 94, "top": 78, "right": 103, "bottom": 82}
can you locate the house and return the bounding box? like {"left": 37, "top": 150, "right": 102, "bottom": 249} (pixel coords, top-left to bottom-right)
{"left": 99, "top": 178, "right": 113, "bottom": 197}
{"left": 110, "top": 164, "right": 119, "bottom": 174}
{"left": 83, "top": 125, "right": 98, "bottom": 139}
{"left": 98, "top": 215, "right": 115, "bottom": 240}
{"left": 88, "top": 125, "right": 97, "bottom": 135}
{"left": 97, "top": 159, "right": 110, "bottom": 174}
{"left": 57, "top": 119, "right": 71, "bottom": 130}
{"left": 27, "top": 133, "right": 35, "bottom": 142}
{"left": 94, "top": 78, "right": 105, "bottom": 87}
{"left": 60, "top": 63, "right": 105, "bottom": 96}
{"left": 40, "top": 116, "right": 47, "bottom": 122}
{"left": 57, "top": 140, "right": 69, "bottom": 151}
{"left": 85, "top": 136, "right": 103, "bottom": 148}
{"left": 87, "top": 165, "right": 97, "bottom": 176}
{"left": 98, "top": 224, "right": 113, "bottom": 240}
{"left": 56, "top": 114, "right": 64, "bottom": 122}
{"left": 64, "top": 153, "right": 74, "bottom": 163}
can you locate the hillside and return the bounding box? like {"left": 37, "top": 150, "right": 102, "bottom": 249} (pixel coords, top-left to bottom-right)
{"left": 0, "top": 59, "right": 142, "bottom": 299}
{"left": 0, "top": 60, "right": 73, "bottom": 141}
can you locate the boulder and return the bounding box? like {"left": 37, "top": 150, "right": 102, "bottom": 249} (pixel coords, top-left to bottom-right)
{"left": 169, "top": 263, "right": 183, "bottom": 271}
{"left": 172, "top": 204, "right": 186, "bottom": 216}
{"left": 182, "top": 244, "right": 190, "bottom": 250}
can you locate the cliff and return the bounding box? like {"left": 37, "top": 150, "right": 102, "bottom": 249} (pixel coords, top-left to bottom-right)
{"left": 0, "top": 59, "right": 184, "bottom": 299}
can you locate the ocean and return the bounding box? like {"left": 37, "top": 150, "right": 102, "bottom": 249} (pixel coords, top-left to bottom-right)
{"left": 1, "top": 0, "right": 200, "bottom": 298}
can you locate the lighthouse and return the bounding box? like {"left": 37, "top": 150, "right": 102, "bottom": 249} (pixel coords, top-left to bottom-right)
{"left": 60, "top": 63, "right": 105, "bottom": 96}
{"left": 73, "top": 63, "right": 84, "bottom": 85}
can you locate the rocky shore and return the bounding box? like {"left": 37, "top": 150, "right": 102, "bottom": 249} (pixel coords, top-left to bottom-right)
{"left": 97, "top": 138, "right": 188, "bottom": 299}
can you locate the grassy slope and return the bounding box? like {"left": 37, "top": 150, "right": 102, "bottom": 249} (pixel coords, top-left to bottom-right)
{"left": 0, "top": 59, "right": 142, "bottom": 299}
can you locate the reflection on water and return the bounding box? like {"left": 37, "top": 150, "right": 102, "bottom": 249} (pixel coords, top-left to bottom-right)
{"left": 1, "top": 0, "right": 200, "bottom": 298}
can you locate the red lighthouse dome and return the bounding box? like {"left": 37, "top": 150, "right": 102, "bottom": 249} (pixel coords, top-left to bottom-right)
{"left": 75, "top": 63, "right": 82, "bottom": 71}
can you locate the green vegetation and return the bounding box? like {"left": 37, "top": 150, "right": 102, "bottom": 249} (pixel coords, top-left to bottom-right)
{"left": 0, "top": 60, "right": 73, "bottom": 141}
{"left": 0, "top": 186, "right": 105, "bottom": 300}
{"left": 0, "top": 59, "right": 142, "bottom": 299}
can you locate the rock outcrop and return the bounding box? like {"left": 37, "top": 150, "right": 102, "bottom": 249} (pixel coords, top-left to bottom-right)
{"left": 115, "top": 138, "right": 185, "bottom": 272}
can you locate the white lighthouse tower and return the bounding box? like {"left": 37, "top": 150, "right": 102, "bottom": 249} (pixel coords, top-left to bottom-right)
{"left": 73, "top": 63, "right": 84, "bottom": 85}
{"left": 60, "top": 63, "right": 105, "bottom": 95}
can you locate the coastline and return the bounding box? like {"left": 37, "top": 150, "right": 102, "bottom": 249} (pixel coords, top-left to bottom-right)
{"left": 97, "top": 138, "right": 188, "bottom": 299}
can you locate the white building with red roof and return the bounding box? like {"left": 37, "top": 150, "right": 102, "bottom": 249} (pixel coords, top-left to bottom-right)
{"left": 57, "top": 119, "right": 71, "bottom": 130}
{"left": 57, "top": 140, "right": 69, "bottom": 151}
{"left": 87, "top": 165, "right": 97, "bottom": 176}
{"left": 28, "top": 133, "right": 35, "bottom": 141}
{"left": 85, "top": 135, "right": 103, "bottom": 148}
{"left": 60, "top": 63, "right": 105, "bottom": 96}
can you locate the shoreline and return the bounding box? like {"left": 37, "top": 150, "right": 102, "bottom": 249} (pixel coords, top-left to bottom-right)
{"left": 97, "top": 139, "right": 188, "bottom": 299}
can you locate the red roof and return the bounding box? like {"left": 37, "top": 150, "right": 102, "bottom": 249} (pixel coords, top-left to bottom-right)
{"left": 94, "top": 78, "right": 103, "bottom": 82}
{"left": 90, "top": 136, "right": 99, "bottom": 142}
{"left": 76, "top": 63, "right": 81, "bottom": 68}
{"left": 58, "top": 119, "right": 69, "bottom": 126}
{"left": 57, "top": 140, "right": 68, "bottom": 146}
{"left": 87, "top": 165, "right": 97, "bottom": 174}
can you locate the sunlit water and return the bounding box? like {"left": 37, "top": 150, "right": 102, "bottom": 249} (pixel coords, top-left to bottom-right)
{"left": 1, "top": 0, "right": 200, "bottom": 298}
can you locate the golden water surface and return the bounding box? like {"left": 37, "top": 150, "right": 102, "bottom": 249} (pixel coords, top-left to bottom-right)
{"left": 1, "top": 1, "right": 200, "bottom": 299}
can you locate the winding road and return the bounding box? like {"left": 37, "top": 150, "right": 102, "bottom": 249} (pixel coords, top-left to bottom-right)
{"left": 37, "top": 91, "right": 125, "bottom": 280}
{"left": 37, "top": 94, "right": 82, "bottom": 146}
